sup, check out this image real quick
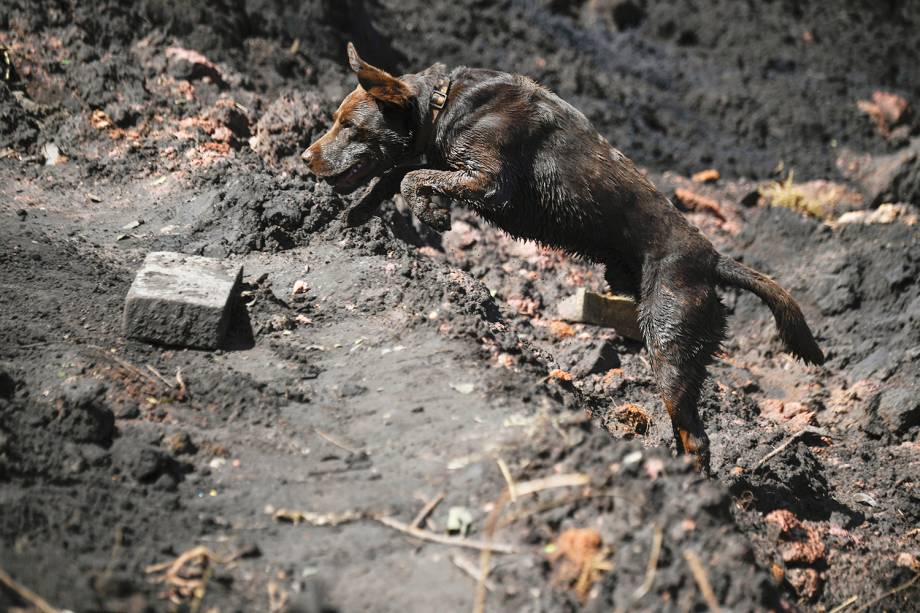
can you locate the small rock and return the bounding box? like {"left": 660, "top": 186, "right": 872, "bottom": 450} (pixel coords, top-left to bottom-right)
{"left": 854, "top": 492, "right": 879, "bottom": 508}
{"left": 164, "top": 432, "right": 197, "bottom": 456}
{"left": 838, "top": 138, "right": 920, "bottom": 206}
{"left": 450, "top": 382, "right": 475, "bottom": 394}
{"left": 42, "top": 142, "right": 62, "bottom": 165}
{"left": 873, "top": 387, "right": 920, "bottom": 435}
{"left": 114, "top": 403, "right": 140, "bottom": 420}
{"left": 446, "top": 507, "right": 473, "bottom": 536}
{"left": 121, "top": 219, "right": 144, "bottom": 231}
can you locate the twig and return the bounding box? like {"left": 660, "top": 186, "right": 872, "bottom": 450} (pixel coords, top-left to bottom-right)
{"left": 475, "top": 490, "right": 512, "bottom": 613}
{"left": 271, "top": 508, "right": 516, "bottom": 554}
{"left": 828, "top": 595, "right": 859, "bottom": 613}
{"left": 88, "top": 345, "right": 162, "bottom": 387}
{"left": 450, "top": 554, "right": 495, "bottom": 591}
{"left": 753, "top": 426, "right": 831, "bottom": 471}
{"left": 176, "top": 368, "right": 188, "bottom": 400}
{"left": 512, "top": 473, "right": 590, "bottom": 497}
{"left": 496, "top": 457, "right": 517, "bottom": 502}
{"left": 146, "top": 364, "right": 174, "bottom": 388}
{"left": 633, "top": 524, "right": 664, "bottom": 600}
{"left": 375, "top": 515, "right": 516, "bottom": 554}
{"left": 474, "top": 471, "right": 592, "bottom": 613}
{"left": 851, "top": 572, "right": 920, "bottom": 613}
{"left": 0, "top": 566, "right": 61, "bottom": 613}
{"left": 411, "top": 492, "right": 445, "bottom": 529}
{"left": 273, "top": 508, "right": 368, "bottom": 527}
{"left": 314, "top": 429, "right": 362, "bottom": 456}
{"left": 683, "top": 549, "right": 721, "bottom": 612}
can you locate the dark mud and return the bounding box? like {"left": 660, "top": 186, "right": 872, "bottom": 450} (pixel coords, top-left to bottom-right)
{"left": 2, "top": 1, "right": 919, "bottom": 612}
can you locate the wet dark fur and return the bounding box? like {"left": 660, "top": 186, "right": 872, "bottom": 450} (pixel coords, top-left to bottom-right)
{"left": 304, "top": 45, "right": 826, "bottom": 473}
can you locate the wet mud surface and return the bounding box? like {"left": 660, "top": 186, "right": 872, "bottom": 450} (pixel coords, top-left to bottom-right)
{"left": 1, "top": 1, "right": 919, "bottom": 611}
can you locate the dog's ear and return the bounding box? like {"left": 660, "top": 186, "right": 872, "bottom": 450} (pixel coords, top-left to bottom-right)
{"left": 346, "top": 42, "right": 412, "bottom": 107}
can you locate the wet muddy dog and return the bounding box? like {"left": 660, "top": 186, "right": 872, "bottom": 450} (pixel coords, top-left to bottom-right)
{"left": 303, "top": 43, "right": 825, "bottom": 473}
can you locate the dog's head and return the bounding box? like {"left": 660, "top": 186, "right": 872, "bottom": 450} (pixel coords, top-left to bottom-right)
{"left": 302, "top": 43, "right": 416, "bottom": 193}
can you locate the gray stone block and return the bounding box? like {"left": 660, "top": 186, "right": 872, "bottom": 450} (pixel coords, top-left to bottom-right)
{"left": 123, "top": 251, "right": 242, "bottom": 349}
{"left": 557, "top": 288, "right": 642, "bottom": 341}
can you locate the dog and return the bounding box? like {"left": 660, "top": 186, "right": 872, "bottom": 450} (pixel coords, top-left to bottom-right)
{"left": 303, "top": 43, "right": 825, "bottom": 473}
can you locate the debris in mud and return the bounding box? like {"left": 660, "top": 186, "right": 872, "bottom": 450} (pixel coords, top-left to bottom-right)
{"left": 691, "top": 168, "right": 720, "bottom": 183}
{"left": 674, "top": 187, "right": 727, "bottom": 221}
{"left": 547, "top": 528, "right": 612, "bottom": 604}
{"left": 857, "top": 91, "right": 911, "bottom": 140}
{"left": 759, "top": 173, "right": 864, "bottom": 220}
{"left": 40, "top": 142, "right": 62, "bottom": 165}
{"left": 765, "top": 509, "right": 826, "bottom": 600}
{"left": 837, "top": 202, "right": 918, "bottom": 226}
{"left": 146, "top": 545, "right": 226, "bottom": 606}
{"left": 123, "top": 251, "right": 243, "bottom": 349}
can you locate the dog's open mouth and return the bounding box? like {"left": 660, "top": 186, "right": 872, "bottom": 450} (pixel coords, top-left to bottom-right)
{"left": 331, "top": 160, "right": 375, "bottom": 193}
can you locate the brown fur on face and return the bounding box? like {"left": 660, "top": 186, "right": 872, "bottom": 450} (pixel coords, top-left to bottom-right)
{"left": 303, "top": 44, "right": 826, "bottom": 474}
{"left": 302, "top": 44, "right": 420, "bottom": 194}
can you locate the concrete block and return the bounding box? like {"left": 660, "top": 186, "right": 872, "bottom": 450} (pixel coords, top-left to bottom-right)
{"left": 123, "top": 251, "right": 242, "bottom": 349}
{"left": 557, "top": 288, "right": 642, "bottom": 341}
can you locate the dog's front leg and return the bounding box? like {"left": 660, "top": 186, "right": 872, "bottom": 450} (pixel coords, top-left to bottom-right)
{"left": 400, "top": 169, "right": 493, "bottom": 232}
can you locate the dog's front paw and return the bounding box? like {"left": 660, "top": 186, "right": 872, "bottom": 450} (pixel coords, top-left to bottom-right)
{"left": 414, "top": 201, "right": 452, "bottom": 232}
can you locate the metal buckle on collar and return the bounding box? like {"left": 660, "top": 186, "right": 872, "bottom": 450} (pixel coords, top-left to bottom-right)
{"left": 430, "top": 90, "right": 447, "bottom": 110}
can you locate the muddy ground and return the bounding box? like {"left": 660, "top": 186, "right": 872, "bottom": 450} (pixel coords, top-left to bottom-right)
{"left": 1, "top": 1, "right": 919, "bottom": 611}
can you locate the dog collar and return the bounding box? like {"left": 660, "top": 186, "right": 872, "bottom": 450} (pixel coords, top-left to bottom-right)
{"left": 411, "top": 74, "right": 450, "bottom": 158}
{"left": 429, "top": 75, "right": 450, "bottom": 122}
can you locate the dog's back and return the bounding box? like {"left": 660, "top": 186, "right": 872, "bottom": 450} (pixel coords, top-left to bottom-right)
{"left": 433, "top": 67, "right": 713, "bottom": 282}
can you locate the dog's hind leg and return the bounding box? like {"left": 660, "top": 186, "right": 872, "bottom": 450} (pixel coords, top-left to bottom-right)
{"left": 639, "top": 260, "right": 726, "bottom": 474}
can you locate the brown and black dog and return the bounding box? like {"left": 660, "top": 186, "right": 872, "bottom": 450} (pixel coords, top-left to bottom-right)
{"left": 303, "top": 44, "right": 825, "bottom": 472}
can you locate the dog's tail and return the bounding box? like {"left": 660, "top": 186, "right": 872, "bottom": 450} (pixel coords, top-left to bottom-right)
{"left": 715, "top": 255, "right": 825, "bottom": 365}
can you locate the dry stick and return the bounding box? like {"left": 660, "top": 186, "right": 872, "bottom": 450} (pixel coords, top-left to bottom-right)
{"left": 683, "top": 549, "right": 721, "bottom": 613}
{"left": 374, "top": 515, "right": 516, "bottom": 554}
{"left": 411, "top": 492, "right": 445, "bottom": 529}
{"left": 88, "top": 345, "right": 159, "bottom": 384}
{"left": 176, "top": 368, "right": 188, "bottom": 399}
{"left": 827, "top": 595, "right": 859, "bottom": 613}
{"left": 633, "top": 524, "right": 664, "bottom": 600}
{"left": 451, "top": 554, "right": 496, "bottom": 592}
{"left": 314, "top": 428, "right": 362, "bottom": 456}
{"left": 512, "top": 473, "right": 590, "bottom": 497}
{"left": 0, "top": 566, "right": 61, "bottom": 613}
{"left": 496, "top": 457, "right": 517, "bottom": 502}
{"left": 753, "top": 426, "right": 831, "bottom": 471}
{"left": 474, "top": 490, "right": 512, "bottom": 613}
{"left": 146, "top": 364, "right": 174, "bottom": 388}
{"left": 475, "top": 471, "right": 592, "bottom": 613}
{"left": 273, "top": 508, "right": 516, "bottom": 553}
{"left": 851, "top": 572, "right": 920, "bottom": 613}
